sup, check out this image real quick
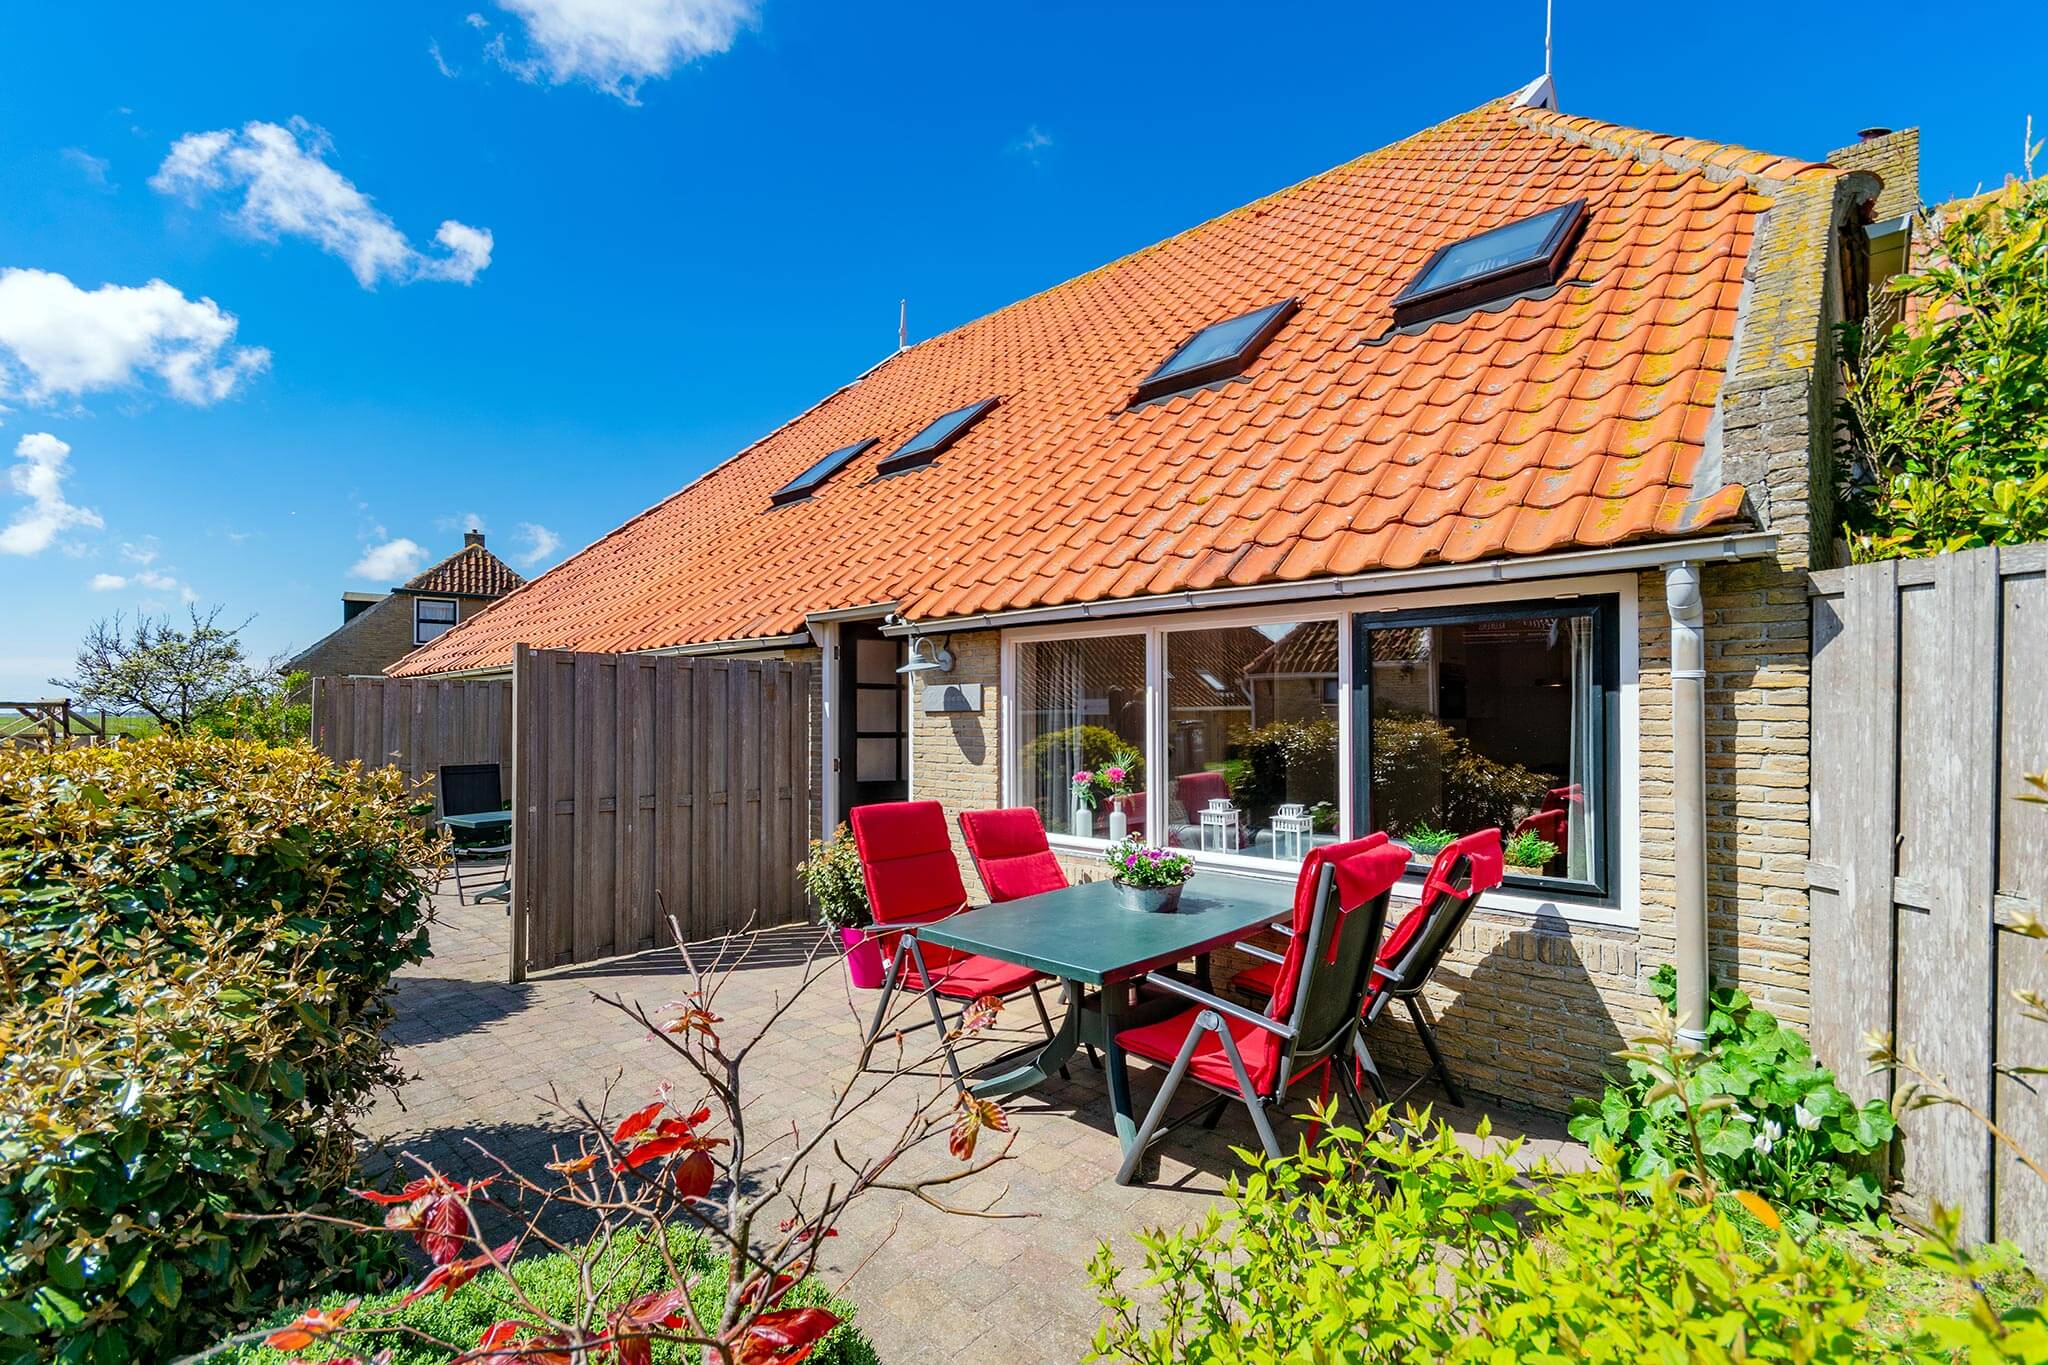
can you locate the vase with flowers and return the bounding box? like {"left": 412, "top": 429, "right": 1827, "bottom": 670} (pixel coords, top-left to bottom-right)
{"left": 1070, "top": 746, "right": 1141, "bottom": 840}
{"left": 1105, "top": 837, "right": 1195, "bottom": 913}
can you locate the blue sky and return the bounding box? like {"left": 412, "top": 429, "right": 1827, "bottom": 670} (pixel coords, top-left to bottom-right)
{"left": 0, "top": 2, "right": 2039, "bottom": 698}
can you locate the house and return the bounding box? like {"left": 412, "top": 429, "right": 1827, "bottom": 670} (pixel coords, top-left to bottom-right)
{"left": 288, "top": 531, "right": 525, "bottom": 682}
{"left": 390, "top": 83, "right": 1918, "bottom": 1112}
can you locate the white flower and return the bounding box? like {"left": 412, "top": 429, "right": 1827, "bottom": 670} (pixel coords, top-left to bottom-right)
{"left": 1794, "top": 1101, "right": 1822, "bottom": 1132}
{"left": 1753, "top": 1117, "right": 1784, "bottom": 1157}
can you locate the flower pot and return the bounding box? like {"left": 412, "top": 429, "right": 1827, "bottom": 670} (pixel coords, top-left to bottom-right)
{"left": 1505, "top": 863, "right": 1546, "bottom": 879}
{"left": 840, "top": 926, "right": 885, "bottom": 989}
{"left": 1107, "top": 806, "right": 1128, "bottom": 842}
{"left": 1114, "top": 880, "right": 1185, "bottom": 913}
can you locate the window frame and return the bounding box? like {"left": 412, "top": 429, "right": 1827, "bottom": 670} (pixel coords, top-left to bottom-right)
{"left": 1390, "top": 199, "right": 1588, "bottom": 328}
{"left": 1352, "top": 592, "right": 1621, "bottom": 900}
{"left": 996, "top": 572, "right": 1640, "bottom": 927}
{"left": 770, "top": 437, "right": 879, "bottom": 506}
{"left": 875, "top": 397, "right": 1000, "bottom": 476}
{"left": 1131, "top": 299, "right": 1300, "bottom": 405}
{"left": 413, "top": 596, "right": 459, "bottom": 645}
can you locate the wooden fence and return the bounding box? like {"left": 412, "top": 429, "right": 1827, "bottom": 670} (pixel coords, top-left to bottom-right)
{"left": 309, "top": 675, "right": 513, "bottom": 812}
{"left": 1808, "top": 543, "right": 2047, "bottom": 1257}
{"left": 509, "top": 646, "right": 814, "bottom": 979}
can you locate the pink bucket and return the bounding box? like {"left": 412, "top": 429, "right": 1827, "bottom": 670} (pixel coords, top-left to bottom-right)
{"left": 841, "top": 926, "right": 886, "bottom": 989}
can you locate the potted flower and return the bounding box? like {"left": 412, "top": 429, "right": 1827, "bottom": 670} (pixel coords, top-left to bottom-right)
{"left": 799, "top": 825, "right": 882, "bottom": 988}
{"left": 1104, "top": 836, "right": 1195, "bottom": 913}
{"left": 1503, "top": 830, "right": 1560, "bottom": 877}
{"left": 1070, "top": 747, "right": 1140, "bottom": 839}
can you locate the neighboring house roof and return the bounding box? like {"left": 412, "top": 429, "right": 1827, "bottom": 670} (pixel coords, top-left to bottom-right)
{"left": 395, "top": 89, "right": 1844, "bottom": 679}
{"left": 399, "top": 542, "right": 526, "bottom": 598}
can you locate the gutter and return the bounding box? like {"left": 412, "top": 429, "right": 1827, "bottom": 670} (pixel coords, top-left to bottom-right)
{"left": 880, "top": 531, "right": 1777, "bottom": 635}
{"left": 1665, "top": 561, "right": 1711, "bottom": 1045}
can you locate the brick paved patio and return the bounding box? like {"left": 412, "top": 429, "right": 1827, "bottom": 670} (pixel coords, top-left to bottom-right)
{"left": 366, "top": 885, "right": 1586, "bottom": 1363}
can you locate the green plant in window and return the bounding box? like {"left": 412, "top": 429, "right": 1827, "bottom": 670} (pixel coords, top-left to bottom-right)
{"left": 1502, "top": 830, "right": 1560, "bottom": 869}
{"left": 1025, "top": 724, "right": 1143, "bottom": 804}
{"left": 1368, "top": 709, "right": 1553, "bottom": 836}
{"left": 1402, "top": 822, "right": 1457, "bottom": 855}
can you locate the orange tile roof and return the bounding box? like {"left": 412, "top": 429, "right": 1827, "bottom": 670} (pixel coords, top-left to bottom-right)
{"left": 395, "top": 93, "right": 1833, "bottom": 678}
{"left": 399, "top": 542, "right": 525, "bottom": 598}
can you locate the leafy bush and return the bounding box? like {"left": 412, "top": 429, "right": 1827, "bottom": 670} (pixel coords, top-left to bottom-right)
{"left": 1839, "top": 176, "right": 2048, "bottom": 560}
{"left": 1226, "top": 716, "right": 1338, "bottom": 814}
{"left": 217, "top": 1227, "right": 876, "bottom": 1365}
{"left": 1091, "top": 1113, "right": 1894, "bottom": 1362}
{"left": 1569, "top": 965, "right": 1895, "bottom": 1224}
{"left": 0, "top": 737, "right": 439, "bottom": 1362}
{"left": 1369, "top": 710, "right": 1552, "bottom": 835}
{"left": 192, "top": 669, "right": 313, "bottom": 746}
{"left": 798, "top": 823, "right": 868, "bottom": 929}
{"left": 1502, "top": 829, "right": 1559, "bottom": 869}
{"left": 1023, "top": 724, "right": 1143, "bottom": 804}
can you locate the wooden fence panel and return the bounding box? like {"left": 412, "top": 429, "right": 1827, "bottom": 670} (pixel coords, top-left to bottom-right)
{"left": 510, "top": 647, "right": 813, "bottom": 980}
{"left": 1809, "top": 543, "right": 2048, "bottom": 1259}
{"left": 309, "top": 674, "right": 511, "bottom": 812}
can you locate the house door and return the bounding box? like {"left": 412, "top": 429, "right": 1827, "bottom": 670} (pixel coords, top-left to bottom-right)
{"left": 837, "top": 621, "right": 908, "bottom": 820}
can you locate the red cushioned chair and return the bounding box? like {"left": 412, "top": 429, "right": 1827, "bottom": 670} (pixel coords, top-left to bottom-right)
{"left": 957, "top": 807, "right": 1068, "bottom": 903}
{"left": 849, "top": 801, "right": 1058, "bottom": 1087}
{"left": 1236, "top": 827, "right": 1503, "bottom": 1107}
{"left": 1112, "top": 837, "right": 1411, "bottom": 1184}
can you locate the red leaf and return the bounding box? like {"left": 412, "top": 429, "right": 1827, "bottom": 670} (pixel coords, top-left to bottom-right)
{"left": 419, "top": 1192, "right": 474, "bottom": 1266}
{"left": 546, "top": 1150, "right": 601, "bottom": 1176}
{"left": 618, "top": 1285, "right": 693, "bottom": 1329}
{"left": 264, "top": 1298, "right": 359, "bottom": 1350}
{"left": 739, "top": 1270, "right": 797, "bottom": 1310}
{"left": 673, "top": 1148, "right": 716, "bottom": 1200}
{"left": 400, "top": 1240, "right": 517, "bottom": 1305}
{"left": 612, "top": 1100, "right": 667, "bottom": 1145}
{"left": 733, "top": 1308, "right": 841, "bottom": 1365}
{"left": 948, "top": 1094, "right": 1010, "bottom": 1162}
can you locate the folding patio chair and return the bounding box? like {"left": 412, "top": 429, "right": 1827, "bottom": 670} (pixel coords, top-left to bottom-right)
{"left": 957, "top": 807, "right": 1068, "bottom": 903}
{"left": 1233, "top": 827, "right": 1503, "bottom": 1106}
{"left": 849, "top": 801, "right": 1060, "bottom": 1088}
{"left": 438, "top": 762, "right": 509, "bottom": 905}
{"left": 1112, "top": 838, "right": 1410, "bottom": 1184}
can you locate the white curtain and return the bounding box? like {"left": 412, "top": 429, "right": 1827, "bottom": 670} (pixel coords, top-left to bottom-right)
{"left": 1565, "top": 616, "right": 1599, "bottom": 882}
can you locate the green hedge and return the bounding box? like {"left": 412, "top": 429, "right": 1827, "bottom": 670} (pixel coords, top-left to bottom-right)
{"left": 0, "top": 737, "right": 439, "bottom": 1363}
{"left": 217, "top": 1227, "right": 877, "bottom": 1365}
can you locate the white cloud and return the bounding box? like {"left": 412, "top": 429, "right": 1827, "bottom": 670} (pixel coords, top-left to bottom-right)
{"left": 89, "top": 572, "right": 126, "bottom": 590}
{"left": 1, "top": 433, "right": 102, "bottom": 556}
{"left": 152, "top": 119, "right": 494, "bottom": 288}
{"left": 512, "top": 521, "right": 561, "bottom": 566}
{"left": 489, "top": 0, "right": 754, "bottom": 102}
{"left": 62, "top": 147, "right": 113, "bottom": 189}
{"left": 119, "top": 538, "right": 158, "bottom": 565}
{"left": 429, "top": 38, "right": 460, "bottom": 77}
{"left": 437, "top": 510, "right": 489, "bottom": 534}
{"left": 89, "top": 568, "right": 183, "bottom": 593}
{"left": 467, "top": 11, "right": 490, "bottom": 26}
{"left": 1009, "top": 125, "right": 1053, "bottom": 164}
{"left": 0, "top": 269, "right": 269, "bottom": 406}
{"left": 350, "top": 537, "right": 428, "bottom": 582}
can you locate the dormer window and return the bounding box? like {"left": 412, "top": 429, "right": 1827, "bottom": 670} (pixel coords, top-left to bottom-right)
{"left": 1132, "top": 299, "right": 1299, "bottom": 405}
{"left": 771, "top": 437, "right": 878, "bottom": 506}
{"left": 876, "top": 397, "right": 999, "bottom": 476}
{"left": 1391, "top": 199, "right": 1588, "bottom": 327}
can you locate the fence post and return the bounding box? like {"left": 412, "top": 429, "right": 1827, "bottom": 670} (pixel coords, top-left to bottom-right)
{"left": 508, "top": 643, "right": 528, "bottom": 984}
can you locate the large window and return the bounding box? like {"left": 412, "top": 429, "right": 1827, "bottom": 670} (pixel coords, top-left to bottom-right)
{"left": 1357, "top": 598, "right": 1615, "bottom": 892}
{"left": 1014, "top": 634, "right": 1146, "bottom": 840}
{"left": 1164, "top": 621, "right": 1339, "bottom": 862}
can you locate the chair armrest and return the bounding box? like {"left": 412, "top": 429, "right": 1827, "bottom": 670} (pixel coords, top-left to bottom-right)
{"left": 1268, "top": 922, "right": 1295, "bottom": 938}
{"left": 848, "top": 910, "right": 967, "bottom": 939}
{"left": 1140, "top": 973, "right": 1296, "bottom": 1038}
{"left": 1235, "top": 943, "right": 1284, "bottom": 965}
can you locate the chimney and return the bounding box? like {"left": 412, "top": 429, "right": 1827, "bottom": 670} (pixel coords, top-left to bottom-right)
{"left": 1828, "top": 126, "right": 1920, "bottom": 221}
{"left": 464, "top": 529, "right": 485, "bottom": 548}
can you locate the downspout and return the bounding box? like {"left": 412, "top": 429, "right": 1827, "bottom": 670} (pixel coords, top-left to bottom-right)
{"left": 1665, "top": 562, "right": 1709, "bottom": 1045}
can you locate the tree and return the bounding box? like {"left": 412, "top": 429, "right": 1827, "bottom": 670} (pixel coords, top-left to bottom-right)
{"left": 53, "top": 606, "right": 274, "bottom": 733}
{"left": 1838, "top": 173, "right": 2048, "bottom": 560}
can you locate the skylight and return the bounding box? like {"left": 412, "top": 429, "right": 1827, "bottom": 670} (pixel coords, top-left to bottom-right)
{"left": 770, "top": 437, "right": 878, "bottom": 506}
{"left": 875, "top": 397, "right": 1000, "bottom": 476}
{"left": 1391, "top": 199, "right": 1587, "bottom": 327}
{"left": 1132, "top": 299, "right": 1299, "bottom": 404}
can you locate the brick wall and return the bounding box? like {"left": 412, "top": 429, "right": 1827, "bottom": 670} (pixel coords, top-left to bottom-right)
{"left": 297, "top": 593, "right": 498, "bottom": 680}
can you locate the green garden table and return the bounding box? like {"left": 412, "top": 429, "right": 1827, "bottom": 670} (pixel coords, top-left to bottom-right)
{"left": 918, "top": 874, "right": 1290, "bottom": 1175}
{"left": 442, "top": 809, "right": 512, "bottom": 904}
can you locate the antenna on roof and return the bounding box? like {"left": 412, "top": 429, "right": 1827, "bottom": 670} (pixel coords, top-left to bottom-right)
{"left": 1544, "top": 0, "right": 1553, "bottom": 80}
{"left": 898, "top": 299, "right": 908, "bottom": 352}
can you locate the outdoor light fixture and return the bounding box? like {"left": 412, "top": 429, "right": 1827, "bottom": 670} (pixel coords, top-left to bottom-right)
{"left": 886, "top": 613, "right": 954, "bottom": 675}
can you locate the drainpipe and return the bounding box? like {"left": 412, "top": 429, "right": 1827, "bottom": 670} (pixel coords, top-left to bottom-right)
{"left": 1665, "top": 562, "right": 1709, "bottom": 1046}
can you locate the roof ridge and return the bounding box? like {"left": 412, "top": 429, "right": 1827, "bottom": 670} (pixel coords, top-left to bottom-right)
{"left": 1512, "top": 105, "right": 1836, "bottom": 187}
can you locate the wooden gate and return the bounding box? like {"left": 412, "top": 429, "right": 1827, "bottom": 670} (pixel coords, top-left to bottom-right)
{"left": 1808, "top": 543, "right": 2047, "bottom": 1255}
{"left": 310, "top": 674, "right": 513, "bottom": 812}
{"left": 509, "top": 645, "right": 814, "bottom": 979}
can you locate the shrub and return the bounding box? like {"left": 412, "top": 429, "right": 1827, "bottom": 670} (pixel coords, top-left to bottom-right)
{"left": 1091, "top": 1113, "right": 1893, "bottom": 1362}
{"left": 217, "top": 1228, "right": 877, "bottom": 1365}
{"left": 1569, "top": 965, "right": 1895, "bottom": 1225}
{"left": 1368, "top": 710, "right": 1552, "bottom": 835}
{"left": 798, "top": 824, "right": 868, "bottom": 929}
{"left": 1023, "top": 725, "right": 1143, "bottom": 804}
{"left": 0, "top": 737, "right": 439, "bottom": 1362}
{"left": 1839, "top": 176, "right": 2048, "bottom": 560}
{"left": 1502, "top": 829, "right": 1559, "bottom": 869}
{"left": 1226, "top": 717, "right": 1338, "bottom": 814}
